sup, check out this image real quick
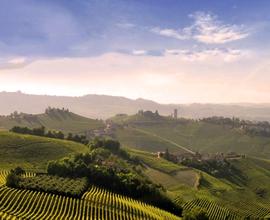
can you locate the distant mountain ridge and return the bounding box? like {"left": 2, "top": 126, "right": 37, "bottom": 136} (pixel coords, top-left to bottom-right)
{"left": 1, "top": 91, "right": 270, "bottom": 121}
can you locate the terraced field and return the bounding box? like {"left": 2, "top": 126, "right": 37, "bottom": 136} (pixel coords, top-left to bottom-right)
{"left": 0, "top": 171, "right": 181, "bottom": 220}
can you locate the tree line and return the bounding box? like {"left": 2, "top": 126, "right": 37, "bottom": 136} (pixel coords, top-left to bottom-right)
{"left": 201, "top": 116, "right": 270, "bottom": 137}
{"left": 10, "top": 126, "right": 89, "bottom": 145}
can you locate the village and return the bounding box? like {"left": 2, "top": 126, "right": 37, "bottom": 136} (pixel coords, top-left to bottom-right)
{"left": 156, "top": 149, "right": 245, "bottom": 164}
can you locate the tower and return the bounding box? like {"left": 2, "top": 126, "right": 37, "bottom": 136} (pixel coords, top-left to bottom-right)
{"left": 173, "top": 109, "right": 178, "bottom": 119}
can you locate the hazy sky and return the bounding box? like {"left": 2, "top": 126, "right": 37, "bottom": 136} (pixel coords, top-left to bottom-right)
{"left": 0, "top": 0, "right": 270, "bottom": 103}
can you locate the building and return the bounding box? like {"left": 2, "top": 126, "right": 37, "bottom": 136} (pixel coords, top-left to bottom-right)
{"left": 173, "top": 109, "right": 178, "bottom": 119}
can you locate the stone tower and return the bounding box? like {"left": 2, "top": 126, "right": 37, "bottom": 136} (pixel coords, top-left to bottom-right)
{"left": 173, "top": 109, "right": 178, "bottom": 119}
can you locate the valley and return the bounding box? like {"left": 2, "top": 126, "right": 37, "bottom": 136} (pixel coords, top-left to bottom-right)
{"left": 1, "top": 109, "right": 270, "bottom": 219}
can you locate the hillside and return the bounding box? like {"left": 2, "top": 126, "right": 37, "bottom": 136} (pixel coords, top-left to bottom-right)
{"left": 0, "top": 131, "right": 88, "bottom": 170}
{"left": 111, "top": 113, "right": 270, "bottom": 159}
{"left": 0, "top": 107, "right": 104, "bottom": 135}
{"left": 2, "top": 91, "right": 270, "bottom": 120}
{"left": 0, "top": 172, "right": 181, "bottom": 220}
{"left": 128, "top": 148, "right": 270, "bottom": 219}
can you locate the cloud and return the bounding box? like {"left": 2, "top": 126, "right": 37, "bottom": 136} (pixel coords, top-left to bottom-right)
{"left": 151, "top": 12, "right": 250, "bottom": 44}
{"left": 132, "top": 50, "right": 147, "bottom": 56}
{"left": 165, "top": 48, "right": 250, "bottom": 62}
{"left": 123, "top": 47, "right": 249, "bottom": 62}
{"left": 151, "top": 27, "right": 190, "bottom": 40}
{"left": 0, "top": 57, "right": 30, "bottom": 70}
{"left": 0, "top": 50, "right": 262, "bottom": 104}
{"left": 191, "top": 12, "right": 249, "bottom": 44}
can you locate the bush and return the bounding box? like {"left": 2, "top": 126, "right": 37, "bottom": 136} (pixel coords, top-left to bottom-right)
{"left": 13, "top": 167, "right": 25, "bottom": 176}
{"left": 6, "top": 172, "right": 20, "bottom": 188}
{"left": 183, "top": 208, "right": 208, "bottom": 220}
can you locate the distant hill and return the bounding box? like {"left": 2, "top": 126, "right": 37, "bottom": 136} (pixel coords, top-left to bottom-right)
{"left": 1, "top": 91, "right": 270, "bottom": 120}
{"left": 0, "top": 107, "right": 104, "bottom": 134}
{"left": 0, "top": 131, "right": 88, "bottom": 170}
{"left": 111, "top": 112, "right": 270, "bottom": 159}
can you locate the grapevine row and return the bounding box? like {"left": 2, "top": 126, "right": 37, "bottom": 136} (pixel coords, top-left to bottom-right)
{"left": 0, "top": 186, "right": 181, "bottom": 220}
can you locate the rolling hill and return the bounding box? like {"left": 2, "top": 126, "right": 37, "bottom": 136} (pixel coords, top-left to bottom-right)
{"left": 0, "top": 107, "right": 104, "bottom": 135}
{"left": 111, "top": 113, "right": 270, "bottom": 159}
{"left": 0, "top": 172, "right": 181, "bottom": 220}
{"left": 128, "top": 148, "right": 270, "bottom": 219}
{"left": 2, "top": 91, "right": 270, "bottom": 120}
{"left": 0, "top": 131, "right": 88, "bottom": 170}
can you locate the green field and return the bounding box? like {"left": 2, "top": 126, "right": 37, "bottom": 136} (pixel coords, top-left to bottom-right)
{"left": 0, "top": 131, "right": 88, "bottom": 171}
{"left": 112, "top": 114, "right": 270, "bottom": 159}
{"left": 128, "top": 146, "right": 270, "bottom": 219}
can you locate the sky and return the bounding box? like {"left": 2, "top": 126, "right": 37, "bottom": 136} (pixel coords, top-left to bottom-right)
{"left": 0, "top": 0, "right": 270, "bottom": 103}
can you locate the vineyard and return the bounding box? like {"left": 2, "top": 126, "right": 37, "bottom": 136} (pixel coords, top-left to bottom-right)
{"left": 18, "top": 175, "right": 88, "bottom": 197}
{"left": 175, "top": 196, "right": 270, "bottom": 220}
{"left": 0, "top": 171, "right": 181, "bottom": 220}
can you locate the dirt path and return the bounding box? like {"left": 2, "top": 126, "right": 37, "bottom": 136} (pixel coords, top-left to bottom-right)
{"left": 131, "top": 127, "right": 195, "bottom": 155}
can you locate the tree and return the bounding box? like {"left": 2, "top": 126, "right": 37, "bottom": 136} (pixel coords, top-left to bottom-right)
{"left": 32, "top": 126, "right": 45, "bottom": 136}
{"left": 103, "top": 139, "right": 120, "bottom": 152}
{"left": 6, "top": 172, "right": 20, "bottom": 188}
{"left": 67, "top": 133, "right": 73, "bottom": 140}
{"left": 183, "top": 208, "right": 208, "bottom": 220}
{"left": 89, "top": 137, "right": 104, "bottom": 150}
{"left": 164, "top": 148, "right": 170, "bottom": 160}
{"left": 13, "top": 167, "right": 25, "bottom": 175}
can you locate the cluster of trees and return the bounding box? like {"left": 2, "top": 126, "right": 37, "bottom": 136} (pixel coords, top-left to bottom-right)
{"left": 183, "top": 208, "right": 208, "bottom": 220}
{"left": 67, "top": 133, "right": 89, "bottom": 145}
{"left": 201, "top": 116, "right": 270, "bottom": 137}
{"left": 45, "top": 107, "right": 69, "bottom": 115}
{"left": 10, "top": 126, "right": 65, "bottom": 139}
{"left": 10, "top": 126, "right": 89, "bottom": 145}
{"left": 6, "top": 167, "right": 25, "bottom": 188}
{"left": 181, "top": 158, "right": 246, "bottom": 185}
{"left": 47, "top": 138, "right": 181, "bottom": 216}
{"left": 137, "top": 110, "right": 161, "bottom": 118}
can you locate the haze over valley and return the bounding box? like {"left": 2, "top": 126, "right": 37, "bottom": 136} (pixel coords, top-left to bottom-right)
{"left": 1, "top": 1, "right": 270, "bottom": 219}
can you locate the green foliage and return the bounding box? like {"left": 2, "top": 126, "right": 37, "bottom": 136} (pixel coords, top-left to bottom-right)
{"left": 6, "top": 172, "right": 20, "bottom": 187}
{"left": 183, "top": 208, "right": 209, "bottom": 220}
{"left": 202, "top": 116, "right": 270, "bottom": 137}
{"left": 47, "top": 140, "right": 182, "bottom": 216}
{"left": 67, "top": 133, "right": 89, "bottom": 144}
{"left": 10, "top": 125, "right": 91, "bottom": 144}
{"left": 181, "top": 159, "right": 247, "bottom": 185}
{"left": 89, "top": 137, "right": 120, "bottom": 152}
{"left": 18, "top": 175, "right": 89, "bottom": 197}
{"left": 13, "top": 166, "right": 25, "bottom": 175}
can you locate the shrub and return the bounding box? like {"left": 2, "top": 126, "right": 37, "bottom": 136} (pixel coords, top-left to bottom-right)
{"left": 6, "top": 172, "right": 20, "bottom": 188}
{"left": 183, "top": 208, "right": 208, "bottom": 220}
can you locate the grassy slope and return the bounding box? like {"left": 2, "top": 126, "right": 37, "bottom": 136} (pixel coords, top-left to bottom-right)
{"left": 129, "top": 146, "right": 270, "bottom": 218}
{"left": 112, "top": 114, "right": 270, "bottom": 159}
{"left": 0, "top": 131, "right": 88, "bottom": 171}
{"left": 128, "top": 148, "right": 200, "bottom": 194}
{"left": 0, "top": 111, "right": 104, "bottom": 134}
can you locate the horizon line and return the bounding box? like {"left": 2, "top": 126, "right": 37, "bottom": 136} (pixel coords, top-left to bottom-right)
{"left": 1, "top": 90, "right": 270, "bottom": 106}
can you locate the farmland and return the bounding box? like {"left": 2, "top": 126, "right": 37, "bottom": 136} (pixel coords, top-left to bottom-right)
{"left": 0, "top": 131, "right": 88, "bottom": 170}
{"left": 0, "top": 171, "right": 182, "bottom": 220}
